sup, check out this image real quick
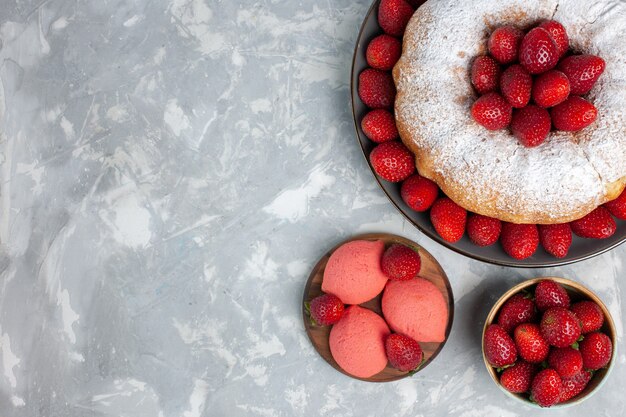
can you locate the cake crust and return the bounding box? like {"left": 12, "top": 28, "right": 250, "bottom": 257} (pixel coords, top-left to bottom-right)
{"left": 393, "top": 0, "right": 626, "bottom": 224}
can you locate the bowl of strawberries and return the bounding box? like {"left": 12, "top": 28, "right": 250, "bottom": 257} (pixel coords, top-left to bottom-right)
{"left": 351, "top": 0, "right": 626, "bottom": 267}
{"left": 482, "top": 277, "right": 616, "bottom": 408}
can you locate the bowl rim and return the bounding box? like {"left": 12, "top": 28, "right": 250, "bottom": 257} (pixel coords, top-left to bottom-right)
{"left": 481, "top": 276, "right": 617, "bottom": 408}
{"left": 349, "top": 0, "right": 626, "bottom": 268}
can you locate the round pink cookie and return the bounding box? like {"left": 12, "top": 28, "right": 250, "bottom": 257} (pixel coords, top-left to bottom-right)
{"left": 382, "top": 278, "right": 448, "bottom": 342}
{"left": 329, "top": 305, "right": 390, "bottom": 378}
{"left": 322, "top": 240, "right": 388, "bottom": 304}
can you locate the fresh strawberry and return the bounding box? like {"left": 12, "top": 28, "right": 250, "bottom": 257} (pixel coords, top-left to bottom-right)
{"left": 604, "top": 188, "right": 626, "bottom": 220}
{"left": 548, "top": 347, "right": 583, "bottom": 378}
{"left": 551, "top": 96, "right": 597, "bottom": 131}
{"left": 358, "top": 68, "right": 396, "bottom": 109}
{"left": 539, "top": 20, "right": 569, "bottom": 57}
{"left": 381, "top": 243, "right": 421, "bottom": 281}
{"left": 558, "top": 54, "right": 606, "bottom": 95}
{"left": 369, "top": 141, "right": 414, "bottom": 182}
{"left": 471, "top": 92, "right": 512, "bottom": 130}
{"left": 500, "top": 223, "right": 539, "bottom": 260}
{"left": 531, "top": 369, "right": 562, "bottom": 407}
{"left": 488, "top": 26, "right": 524, "bottom": 64}
{"left": 484, "top": 324, "right": 518, "bottom": 368}
{"left": 540, "top": 307, "right": 582, "bottom": 348}
{"left": 539, "top": 223, "right": 573, "bottom": 259}
{"left": 471, "top": 56, "right": 501, "bottom": 94}
{"left": 307, "top": 293, "right": 344, "bottom": 326}
{"left": 514, "top": 323, "right": 550, "bottom": 363}
{"left": 500, "top": 64, "right": 532, "bottom": 108}
{"left": 467, "top": 214, "right": 501, "bottom": 247}
{"left": 430, "top": 197, "right": 467, "bottom": 243}
{"left": 519, "top": 27, "right": 559, "bottom": 74}
{"left": 560, "top": 370, "right": 592, "bottom": 403}
{"left": 366, "top": 34, "right": 402, "bottom": 71}
{"left": 535, "top": 280, "right": 570, "bottom": 311}
{"left": 385, "top": 333, "right": 424, "bottom": 372}
{"left": 497, "top": 293, "right": 537, "bottom": 334}
{"left": 511, "top": 105, "right": 551, "bottom": 147}
{"left": 361, "top": 109, "right": 398, "bottom": 143}
{"left": 378, "top": 0, "right": 414, "bottom": 37}
{"left": 570, "top": 207, "right": 616, "bottom": 239}
{"left": 532, "top": 70, "right": 570, "bottom": 108}
{"left": 570, "top": 301, "right": 604, "bottom": 334}
{"left": 401, "top": 174, "right": 439, "bottom": 211}
{"left": 500, "top": 360, "right": 536, "bottom": 394}
{"left": 579, "top": 332, "right": 612, "bottom": 370}
{"left": 405, "top": 0, "right": 422, "bottom": 7}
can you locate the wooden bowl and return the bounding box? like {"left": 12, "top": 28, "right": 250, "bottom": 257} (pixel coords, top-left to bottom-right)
{"left": 302, "top": 233, "right": 454, "bottom": 382}
{"left": 482, "top": 277, "right": 617, "bottom": 407}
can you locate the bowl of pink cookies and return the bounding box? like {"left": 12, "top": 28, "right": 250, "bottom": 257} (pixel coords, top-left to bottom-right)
{"left": 302, "top": 233, "right": 454, "bottom": 381}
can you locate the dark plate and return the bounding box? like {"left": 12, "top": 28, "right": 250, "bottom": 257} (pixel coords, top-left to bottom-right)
{"left": 350, "top": 0, "right": 626, "bottom": 268}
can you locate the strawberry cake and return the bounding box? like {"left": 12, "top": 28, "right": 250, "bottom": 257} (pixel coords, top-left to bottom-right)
{"left": 321, "top": 239, "right": 388, "bottom": 304}
{"left": 328, "top": 305, "right": 390, "bottom": 378}
{"left": 382, "top": 277, "right": 448, "bottom": 342}
{"left": 393, "top": 0, "right": 626, "bottom": 224}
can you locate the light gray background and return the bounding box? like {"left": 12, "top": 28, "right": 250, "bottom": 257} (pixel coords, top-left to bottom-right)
{"left": 0, "top": 0, "right": 623, "bottom": 416}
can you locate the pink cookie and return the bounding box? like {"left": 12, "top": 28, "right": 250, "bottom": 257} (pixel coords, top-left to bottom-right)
{"left": 329, "top": 306, "right": 390, "bottom": 378}
{"left": 322, "top": 240, "right": 388, "bottom": 304}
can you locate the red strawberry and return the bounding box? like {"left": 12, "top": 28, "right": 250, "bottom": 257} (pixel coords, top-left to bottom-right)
{"left": 500, "top": 64, "right": 532, "bottom": 108}
{"left": 471, "top": 92, "right": 512, "bottom": 130}
{"left": 560, "top": 370, "right": 592, "bottom": 403}
{"left": 604, "top": 188, "right": 626, "bottom": 220}
{"left": 385, "top": 333, "right": 423, "bottom": 372}
{"left": 539, "top": 20, "right": 569, "bottom": 57}
{"left": 497, "top": 293, "right": 537, "bottom": 334}
{"left": 511, "top": 105, "right": 551, "bottom": 147}
{"left": 484, "top": 324, "right": 518, "bottom": 368}
{"left": 500, "top": 361, "right": 536, "bottom": 394}
{"left": 401, "top": 174, "right": 439, "bottom": 211}
{"left": 570, "top": 301, "right": 604, "bottom": 334}
{"left": 467, "top": 214, "right": 501, "bottom": 247}
{"left": 358, "top": 68, "right": 396, "bottom": 109}
{"left": 500, "top": 223, "right": 539, "bottom": 260}
{"left": 535, "top": 280, "right": 570, "bottom": 311}
{"left": 579, "top": 332, "right": 612, "bottom": 370}
{"left": 366, "top": 34, "right": 402, "bottom": 71}
{"left": 539, "top": 223, "right": 573, "bottom": 259}
{"left": 514, "top": 323, "right": 550, "bottom": 363}
{"left": 519, "top": 27, "right": 559, "bottom": 74}
{"left": 551, "top": 96, "right": 597, "bottom": 132}
{"left": 488, "top": 26, "right": 524, "bottom": 64}
{"left": 471, "top": 56, "right": 501, "bottom": 94}
{"left": 430, "top": 197, "right": 467, "bottom": 243}
{"left": 532, "top": 70, "right": 570, "bottom": 108}
{"left": 369, "top": 141, "right": 414, "bottom": 182}
{"left": 307, "top": 293, "right": 344, "bottom": 326}
{"left": 531, "top": 369, "right": 562, "bottom": 407}
{"left": 540, "top": 307, "right": 582, "bottom": 348}
{"left": 381, "top": 243, "right": 421, "bottom": 281}
{"left": 378, "top": 0, "right": 414, "bottom": 37}
{"left": 405, "top": 0, "right": 422, "bottom": 7}
{"left": 548, "top": 347, "right": 583, "bottom": 378}
{"left": 558, "top": 55, "right": 606, "bottom": 95}
{"left": 570, "top": 207, "right": 616, "bottom": 239}
{"left": 361, "top": 109, "right": 398, "bottom": 143}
